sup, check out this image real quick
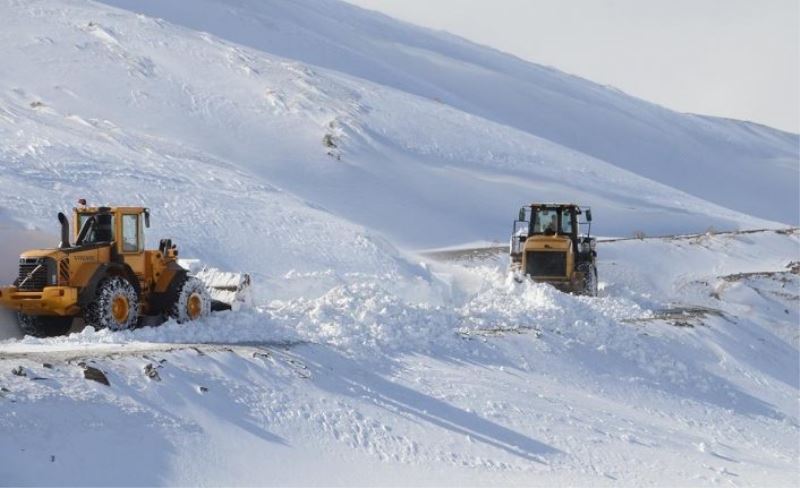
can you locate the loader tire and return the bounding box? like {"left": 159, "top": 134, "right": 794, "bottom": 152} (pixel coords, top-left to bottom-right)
{"left": 577, "top": 262, "right": 598, "bottom": 297}
{"left": 169, "top": 277, "right": 211, "bottom": 323}
{"left": 84, "top": 276, "right": 140, "bottom": 331}
{"left": 17, "top": 313, "right": 73, "bottom": 338}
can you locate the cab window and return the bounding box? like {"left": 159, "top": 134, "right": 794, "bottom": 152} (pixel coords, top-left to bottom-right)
{"left": 560, "top": 210, "right": 573, "bottom": 234}
{"left": 532, "top": 208, "right": 558, "bottom": 234}
{"left": 77, "top": 214, "right": 94, "bottom": 242}
{"left": 122, "top": 214, "right": 140, "bottom": 252}
{"left": 77, "top": 213, "right": 114, "bottom": 244}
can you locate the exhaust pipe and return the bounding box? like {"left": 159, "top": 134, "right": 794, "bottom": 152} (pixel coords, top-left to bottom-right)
{"left": 58, "top": 212, "right": 71, "bottom": 249}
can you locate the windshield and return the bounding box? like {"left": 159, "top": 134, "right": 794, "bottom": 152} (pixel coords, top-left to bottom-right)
{"left": 532, "top": 208, "right": 558, "bottom": 234}
{"left": 531, "top": 207, "right": 575, "bottom": 235}
{"left": 77, "top": 213, "right": 114, "bottom": 244}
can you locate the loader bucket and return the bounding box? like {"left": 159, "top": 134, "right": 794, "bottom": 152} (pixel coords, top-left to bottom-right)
{"left": 179, "top": 259, "right": 252, "bottom": 312}
{"left": 194, "top": 268, "right": 252, "bottom": 311}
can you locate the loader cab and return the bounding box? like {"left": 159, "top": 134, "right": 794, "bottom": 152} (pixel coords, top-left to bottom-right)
{"left": 529, "top": 205, "right": 578, "bottom": 240}
{"left": 511, "top": 204, "right": 585, "bottom": 257}
{"left": 73, "top": 206, "right": 150, "bottom": 254}
{"left": 71, "top": 206, "right": 155, "bottom": 309}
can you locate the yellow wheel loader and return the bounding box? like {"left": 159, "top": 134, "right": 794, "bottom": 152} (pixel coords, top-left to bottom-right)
{"left": 509, "top": 203, "right": 597, "bottom": 296}
{"left": 0, "top": 203, "right": 220, "bottom": 337}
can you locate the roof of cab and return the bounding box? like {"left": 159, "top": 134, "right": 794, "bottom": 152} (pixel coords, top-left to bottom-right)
{"left": 74, "top": 206, "right": 148, "bottom": 213}
{"left": 527, "top": 203, "right": 583, "bottom": 209}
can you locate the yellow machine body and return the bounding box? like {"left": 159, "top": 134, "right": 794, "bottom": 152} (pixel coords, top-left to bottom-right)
{"left": 0, "top": 206, "right": 183, "bottom": 317}
{"left": 518, "top": 234, "right": 582, "bottom": 291}
{"left": 509, "top": 203, "right": 597, "bottom": 295}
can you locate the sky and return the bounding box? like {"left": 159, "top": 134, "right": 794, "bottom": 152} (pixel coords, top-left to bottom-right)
{"left": 346, "top": 0, "right": 799, "bottom": 133}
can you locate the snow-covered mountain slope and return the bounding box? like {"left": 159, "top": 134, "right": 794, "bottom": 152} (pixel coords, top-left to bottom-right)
{"left": 2, "top": 230, "right": 797, "bottom": 486}
{"left": 0, "top": 2, "right": 797, "bottom": 485}
{"left": 99, "top": 0, "right": 800, "bottom": 226}
{"left": 0, "top": 0, "right": 790, "bottom": 253}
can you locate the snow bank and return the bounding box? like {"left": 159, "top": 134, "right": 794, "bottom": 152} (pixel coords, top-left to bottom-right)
{"left": 12, "top": 231, "right": 797, "bottom": 370}
{"left": 2, "top": 231, "right": 797, "bottom": 486}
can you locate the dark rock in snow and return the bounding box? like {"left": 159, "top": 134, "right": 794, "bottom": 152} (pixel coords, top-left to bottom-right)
{"left": 144, "top": 363, "right": 161, "bottom": 381}
{"left": 83, "top": 366, "right": 110, "bottom": 386}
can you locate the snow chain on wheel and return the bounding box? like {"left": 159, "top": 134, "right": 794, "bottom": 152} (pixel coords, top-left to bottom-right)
{"left": 170, "top": 277, "right": 211, "bottom": 323}
{"left": 84, "top": 276, "right": 140, "bottom": 331}
{"left": 577, "top": 262, "right": 598, "bottom": 297}
{"left": 17, "top": 313, "right": 73, "bottom": 338}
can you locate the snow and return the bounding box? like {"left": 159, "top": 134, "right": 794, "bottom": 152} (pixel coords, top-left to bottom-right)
{"left": 2, "top": 230, "right": 798, "bottom": 485}
{"left": 98, "top": 0, "right": 800, "bottom": 226}
{"left": 0, "top": 0, "right": 798, "bottom": 485}
{"left": 0, "top": 0, "right": 793, "bottom": 252}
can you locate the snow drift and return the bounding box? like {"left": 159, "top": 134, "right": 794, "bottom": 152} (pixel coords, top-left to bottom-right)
{"left": 2, "top": 230, "right": 798, "bottom": 486}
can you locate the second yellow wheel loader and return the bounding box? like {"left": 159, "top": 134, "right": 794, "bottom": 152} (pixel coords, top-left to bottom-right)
{"left": 509, "top": 203, "right": 598, "bottom": 296}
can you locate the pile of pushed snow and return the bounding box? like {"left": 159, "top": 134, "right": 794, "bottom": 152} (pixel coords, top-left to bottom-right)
{"left": 12, "top": 231, "right": 798, "bottom": 362}
{"left": 10, "top": 267, "right": 645, "bottom": 357}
